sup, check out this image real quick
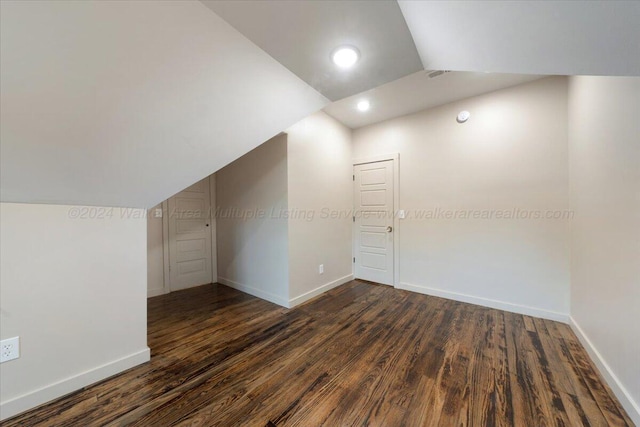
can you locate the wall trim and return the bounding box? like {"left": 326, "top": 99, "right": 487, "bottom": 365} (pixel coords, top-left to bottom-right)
{"left": 397, "top": 282, "right": 569, "bottom": 323}
{"left": 208, "top": 174, "right": 218, "bottom": 282}
{"left": 0, "top": 347, "right": 150, "bottom": 421}
{"left": 217, "top": 277, "right": 289, "bottom": 308}
{"left": 569, "top": 316, "right": 640, "bottom": 425}
{"left": 353, "top": 153, "right": 399, "bottom": 166}
{"left": 289, "top": 274, "right": 353, "bottom": 308}
{"left": 147, "top": 287, "right": 168, "bottom": 298}
{"left": 161, "top": 200, "right": 170, "bottom": 294}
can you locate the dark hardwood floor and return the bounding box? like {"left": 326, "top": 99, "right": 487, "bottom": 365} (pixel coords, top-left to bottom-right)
{"left": 2, "top": 281, "right": 633, "bottom": 426}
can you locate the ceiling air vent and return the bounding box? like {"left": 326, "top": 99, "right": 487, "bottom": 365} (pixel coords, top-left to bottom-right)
{"left": 426, "top": 70, "right": 451, "bottom": 78}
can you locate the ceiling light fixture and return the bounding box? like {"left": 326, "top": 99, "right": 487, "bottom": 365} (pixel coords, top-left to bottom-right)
{"left": 357, "top": 100, "right": 370, "bottom": 112}
{"left": 332, "top": 46, "right": 360, "bottom": 69}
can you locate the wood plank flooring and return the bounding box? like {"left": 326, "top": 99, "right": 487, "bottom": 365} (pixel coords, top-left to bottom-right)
{"left": 1, "top": 281, "right": 633, "bottom": 426}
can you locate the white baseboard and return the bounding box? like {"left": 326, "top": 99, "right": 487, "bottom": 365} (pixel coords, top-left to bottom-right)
{"left": 569, "top": 317, "right": 640, "bottom": 425}
{"left": 217, "top": 277, "right": 289, "bottom": 308}
{"left": 289, "top": 274, "right": 353, "bottom": 308}
{"left": 147, "top": 287, "right": 167, "bottom": 298}
{"left": 397, "top": 282, "right": 569, "bottom": 323}
{"left": 0, "top": 347, "right": 150, "bottom": 421}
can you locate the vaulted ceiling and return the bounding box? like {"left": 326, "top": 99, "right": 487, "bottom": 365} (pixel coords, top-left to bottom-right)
{"left": 1, "top": 1, "right": 638, "bottom": 208}
{"left": 202, "top": 0, "right": 640, "bottom": 128}
{"left": 399, "top": 0, "right": 640, "bottom": 77}
{"left": 324, "top": 71, "right": 543, "bottom": 129}
{"left": 0, "top": 1, "right": 327, "bottom": 208}
{"left": 202, "top": 0, "right": 423, "bottom": 101}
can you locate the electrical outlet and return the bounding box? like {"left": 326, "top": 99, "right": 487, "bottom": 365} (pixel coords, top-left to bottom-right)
{"left": 1, "top": 337, "right": 20, "bottom": 363}
{"left": 154, "top": 208, "right": 163, "bottom": 218}
{"left": 319, "top": 264, "right": 324, "bottom": 274}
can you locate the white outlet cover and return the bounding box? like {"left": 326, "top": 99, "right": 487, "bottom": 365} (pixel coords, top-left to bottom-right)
{"left": 397, "top": 209, "right": 406, "bottom": 219}
{"left": 319, "top": 264, "right": 324, "bottom": 274}
{"left": 1, "top": 336, "right": 20, "bottom": 363}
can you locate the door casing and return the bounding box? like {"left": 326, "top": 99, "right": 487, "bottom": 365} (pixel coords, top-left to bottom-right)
{"left": 353, "top": 153, "right": 400, "bottom": 288}
{"left": 161, "top": 176, "right": 217, "bottom": 293}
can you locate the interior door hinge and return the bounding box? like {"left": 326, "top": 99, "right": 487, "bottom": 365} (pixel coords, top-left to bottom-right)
{"left": 353, "top": 174, "right": 355, "bottom": 181}
{"left": 353, "top": 257, "right": 355, "bottom": 263}
{"left": 352, "top": 216, "right": 355, "bottom": 222}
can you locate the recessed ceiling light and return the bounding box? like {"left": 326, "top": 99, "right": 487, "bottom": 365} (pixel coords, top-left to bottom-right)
{"left": 357, "top": 100, "right": 370, "bottom": 112}
{"left": 332, "top": 46, "right": 359, "bottom": 69}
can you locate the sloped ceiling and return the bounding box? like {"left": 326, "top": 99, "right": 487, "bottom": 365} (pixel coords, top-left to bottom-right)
{"left": 202, "top": 0, "right": 423, "bottom": 101}
{"left": 0, "top": 0, "right": 327, "bottom": 208}
{"left": 3, "top": 1, "right": 639, "bottom": 209}
{"left": 324, "top": 71, "right": 543, "bottom": 129}
{"left": 399, "top": 0, "right": 640, "bottom": 76}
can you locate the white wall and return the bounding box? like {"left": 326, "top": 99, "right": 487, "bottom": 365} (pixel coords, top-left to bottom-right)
{"left": 216, "top": 134, "right": 290, "bottom": 306}
{"left": 215, "top": 114, "right": 353, "bottom": 308}
{"left": 146, "top": 174, "right": 217, "bottom": 298}
{"left": 0, "top": 0, "right": 327, "bottom": 208}
{"left": 568, "top": 76, "right": 640, "bottom": 424}
{"left": 286, "top": 112, "right": 354, "bottom": 306}
{"left": 352, "top": 77, "right": 571, "bottom": 320}
{"left": 0, "top": 203, "right": 149, "bottom": 420}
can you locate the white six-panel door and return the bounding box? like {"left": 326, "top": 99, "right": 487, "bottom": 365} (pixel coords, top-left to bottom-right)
{"left": 354, "top": 160, "right": 394, "bottom": 286}
{"left": 168, "top": 178, "right": 213, "bottom": 291}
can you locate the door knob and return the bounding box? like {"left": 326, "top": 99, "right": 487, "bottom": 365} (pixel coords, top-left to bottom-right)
{"left": 387, "top": 226, "right": 393, "bottom": 233}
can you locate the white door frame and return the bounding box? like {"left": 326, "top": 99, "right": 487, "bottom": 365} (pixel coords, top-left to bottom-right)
{"left": 161, "top": 175, "right": 217, "bottom": 293}
{"left": 162, "top": 200, "right": 171, "bottom": 293}
{"left": 353, "top": 153, "right": 400, "bottom": 288}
